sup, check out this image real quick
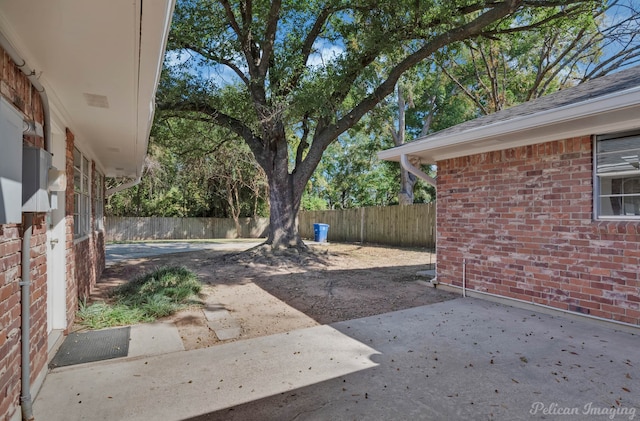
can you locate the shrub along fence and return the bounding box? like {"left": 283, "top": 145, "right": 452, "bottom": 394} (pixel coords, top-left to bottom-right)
{"left": 106, "top": 203, "right": 435, "bottom": 248}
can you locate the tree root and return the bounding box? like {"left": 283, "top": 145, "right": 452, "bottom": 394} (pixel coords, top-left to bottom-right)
{"left": 223, "top": 242, "right": 331, "bottom": 267}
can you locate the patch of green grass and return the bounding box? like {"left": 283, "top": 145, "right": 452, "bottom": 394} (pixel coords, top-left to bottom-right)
{"left": 76, "top": 266, "right": 202, "bottom": 330}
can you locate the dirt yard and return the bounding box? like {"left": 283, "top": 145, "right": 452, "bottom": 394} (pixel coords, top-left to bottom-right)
{"left": 94, "top": 243, "right": 458, "bottom": 350}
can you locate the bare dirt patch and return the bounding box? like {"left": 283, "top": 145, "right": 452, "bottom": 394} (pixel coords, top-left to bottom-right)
{"left": 93, "top": 243, "right": 457, "bottom": 350}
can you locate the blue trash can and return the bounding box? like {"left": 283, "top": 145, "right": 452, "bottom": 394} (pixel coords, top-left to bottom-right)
{"left": 313, "top": 223, "right": 330, "bottom": 242}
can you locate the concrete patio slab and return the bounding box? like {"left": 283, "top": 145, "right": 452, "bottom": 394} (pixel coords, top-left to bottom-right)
{"left": 202, "top": 308, "right": 231, "bottom": 321}
{"left": 33, "top": 298, "right": 639, "bottom": 421}
{"left": 105, "top": 240, "right": 263, "bottom": 267}
{"left": 127, "top": 322, "right": 184, "bottom": 358}
{"left": 211, "top": 326, "right": 242, "bottom": 341}
{"left": 34, "top": 323, "right": 379, "bottom": 421}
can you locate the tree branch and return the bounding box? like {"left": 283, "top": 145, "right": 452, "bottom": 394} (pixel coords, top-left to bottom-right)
{"left": 470, "top": 44, "right": 493, "bottom": 111}
{"left": 394, "top": 84, "right": 406, "bottom": 146}
{"left": 295, "top": 0, "right": 523, "bottom": 186}
{"left": 440, "top": 62, "right": 489, "bottom": 115}
{"left": 219, "top": 0, "right": 243, "bottom": 39}
{"left": 484, "top": 3, "right": 588, "bottom": 36}
{"left": 258, "top": 0, "right": 281, "bottom": 77}
{"left": 420, "top": 95, "right": 438, "bottom": 137}
{"left": 295, "top": 114, "right": 311, "bottom": 170}
{"left": 156, "top": 100, "right": 268, "bottom": 165}
{"left": 219, "top": 0, "right": 260, "bottom": 80}
{"left": 276, "top": 6, "right": 333, "bottom": 98}
{"left": 176, "top": 43, "right": 251, "bottom": 87}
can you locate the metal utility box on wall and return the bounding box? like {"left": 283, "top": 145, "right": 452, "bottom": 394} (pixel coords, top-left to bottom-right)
{"left": 0, "top": 97, "right": 23, "bottom": 224}
{"left": 22, "top": 146, "right": 52, "bottom": 212}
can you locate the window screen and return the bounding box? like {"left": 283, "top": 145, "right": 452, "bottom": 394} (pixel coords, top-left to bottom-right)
{"left": 595, "top": 131, "right": 640, "bottom": 218}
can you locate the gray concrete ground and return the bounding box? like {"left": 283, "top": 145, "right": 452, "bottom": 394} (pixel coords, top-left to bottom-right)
{"left": 105, "top": 240, "right": 264, "bottom": 267}
{"left": 34, "top": 297, "right": 639, "bottom": 421}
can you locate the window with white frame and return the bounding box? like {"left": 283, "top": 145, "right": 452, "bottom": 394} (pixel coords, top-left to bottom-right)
{"left": 74, "top": 148, "right": 91, "bottom": 237}
{"left": 595, "top": 131, "right": 640, "bottom": 219}
{"left": 94, "top": 171, "right": 104, "bottom": 230}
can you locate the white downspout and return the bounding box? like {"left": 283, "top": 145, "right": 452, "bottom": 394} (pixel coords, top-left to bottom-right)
{"left": 19, "top": 214, "right": 35, "bottom": 421}
{"left": 106, "top": 177, "right": 142, "bottom": 197}
{"left": 400, "top": 154, "right": 436, "bottom": 187}
{"left": 400, "top": 154, "right": 438, "bottom": 285}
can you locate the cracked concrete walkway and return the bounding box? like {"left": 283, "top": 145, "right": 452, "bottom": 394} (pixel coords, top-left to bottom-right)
{"left": 203, "top": 300, "right": 242, "bottom": 341}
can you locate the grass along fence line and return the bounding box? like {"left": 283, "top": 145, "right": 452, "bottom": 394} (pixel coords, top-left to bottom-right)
{"left": 106, "top": 203, "right": 435, "bottom": 248}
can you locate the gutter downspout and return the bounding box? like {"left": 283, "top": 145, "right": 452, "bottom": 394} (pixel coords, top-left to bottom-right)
{"left": 0, "top": 31, "right": 51, "bottom": 421}
{"left": 400, "top": 154, "right": 436, "bottom": 187}
{"left": 106, "top": 177, "right": 142, "bottom": 197}
{"left": 19, "top": 213, "right": 35, "bottom": 421}
{"left": 400, "top": 154, "right": 438, "bottom": 285}
{"left": 462, "top": 258, "right": 467, "bottom": 298}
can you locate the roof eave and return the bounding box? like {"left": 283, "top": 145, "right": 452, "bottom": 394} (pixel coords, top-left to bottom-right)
{"left": 378, "top": 85, "right": 640, "bottom": 164}
{"left": 134, "top": 0, "right": 176, "bottom": 179}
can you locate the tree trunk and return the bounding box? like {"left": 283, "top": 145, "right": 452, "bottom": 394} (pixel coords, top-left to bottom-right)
{"left": 265, "top": 172, "right": 305, "bottom": 249}
{"left": 398, "top": 170, "right": 416, "bottom": 205}
{"left": 394, "top": 84, "right": 417, "bottom": 205}
{"left": 226, "top": 186, "right": 242, "bottom": 239}
{"left": 258, "top": 127, "right": 307, "bottom": 250}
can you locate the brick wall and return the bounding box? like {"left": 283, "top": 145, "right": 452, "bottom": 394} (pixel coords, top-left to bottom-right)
{"left": 0, "top": 45, "right": 47, "bottom": 421}
{"left": 73, "top": 233, "right": 105, "bottom": 302}
{"left": 0, "top": 225, "right": 22, "bottom": 421}
{"left": 25, "top": 215, "right": 48, "bottom": 392}
{"left": 437, "top": 136, "right": 640, "bottom": 326}
{"left": 0, "top": 218, "right": 48, "bottom": 421}
{"left": 1, "top": 50, "right": 44, "bottom": 124}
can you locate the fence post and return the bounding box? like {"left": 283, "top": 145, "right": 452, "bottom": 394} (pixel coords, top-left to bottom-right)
{"left": 360, "top": 207, "right": 365, "bottom": 244}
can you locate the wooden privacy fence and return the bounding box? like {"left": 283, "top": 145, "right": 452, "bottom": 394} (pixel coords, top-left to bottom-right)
{"left": 299, "top": 203, "right": 435, "bottom": 248}
{"left": 105, "top": 203, "right": 435, "bottom": 248}
{"left": 106, "top": 203, "right": 435, "bottom": 247}
{"left": 106, "top": 216, "right": 269, "bottom": 241}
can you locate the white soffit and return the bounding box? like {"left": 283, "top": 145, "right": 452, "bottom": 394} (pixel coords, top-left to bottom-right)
{"left": 0, "top": 0, "right": 175, "bottom": 178}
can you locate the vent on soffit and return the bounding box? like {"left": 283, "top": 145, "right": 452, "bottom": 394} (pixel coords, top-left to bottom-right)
{"left": 83, "top": 93, "right": 109, "bottom": 108}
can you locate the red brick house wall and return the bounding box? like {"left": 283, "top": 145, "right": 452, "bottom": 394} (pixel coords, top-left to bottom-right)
{"left": 0, "top": 46, "right": 48, "bottom": 421}
{"left": 0, "top": 225, "right": 22, "bottom": 420}
{"left": 23, "top": 214, "right": 48, "bottom": 396}
{"left": 437, "top": 136, "right": 640, "bottom": 326}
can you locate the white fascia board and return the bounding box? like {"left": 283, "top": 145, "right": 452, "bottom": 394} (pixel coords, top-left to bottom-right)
{"left": 378, "top": 86, "right": 640, "bottom": 163}
{"left": 134, "top": 0, "right": 176, "bottom": 178}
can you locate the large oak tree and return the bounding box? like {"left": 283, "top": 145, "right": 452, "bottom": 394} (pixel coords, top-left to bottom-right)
{"left": 158, "top": 0, "right": 600, "bottom": 250}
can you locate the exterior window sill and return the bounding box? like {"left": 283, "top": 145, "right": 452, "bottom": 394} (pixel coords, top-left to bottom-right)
{"left": 593, "top": 220, "right": 640, "bottom": 235}
{"left": 73, "top": 234, "right": 91, "bottom": 244}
